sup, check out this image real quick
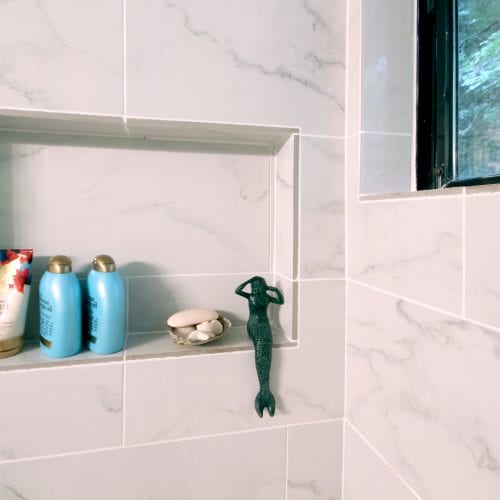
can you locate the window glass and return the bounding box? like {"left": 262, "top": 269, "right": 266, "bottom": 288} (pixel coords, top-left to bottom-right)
{"left": 457, "top": 0, "right": 500, "bottom": 180}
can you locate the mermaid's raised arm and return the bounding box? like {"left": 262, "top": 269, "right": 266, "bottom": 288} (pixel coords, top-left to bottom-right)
{"left": 235, "top": 278, "right": 252, "bottom": 298}
{"left": 266, "top": 286, "right": 284, "bottom": 305}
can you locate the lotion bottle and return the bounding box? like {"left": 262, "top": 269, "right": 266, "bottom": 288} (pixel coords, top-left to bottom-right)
{"left": 39, "top": 255, "right": 82, "bottom": 357}
{"left": 86, "top": 255, "right": 125, "bottom": 354}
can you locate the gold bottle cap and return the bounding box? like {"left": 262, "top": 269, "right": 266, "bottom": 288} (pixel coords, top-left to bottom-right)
{"left": 48, "top": 255, "right": 72, "bottom": 274}
{"left": 93, "top": 254, "right": 116, "bottom": 273}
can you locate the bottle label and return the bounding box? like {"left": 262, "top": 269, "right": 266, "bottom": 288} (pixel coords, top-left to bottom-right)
{"left": 0, "top": 250, "right": 33, "bottom": 341}
{"left": 87, "top": 295, "right": 99, "bottom": 337}
{"left": 39, "top": 293, "right": 54, "bottom": 340}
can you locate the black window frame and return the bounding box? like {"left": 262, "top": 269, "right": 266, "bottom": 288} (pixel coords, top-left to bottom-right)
{"left": 416, "top": 0, "right": 500, "bottom": 190}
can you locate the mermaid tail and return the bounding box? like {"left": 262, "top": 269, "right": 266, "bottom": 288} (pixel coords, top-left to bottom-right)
{"left": 255, "top": 386, "right": 275, "bottom": 417}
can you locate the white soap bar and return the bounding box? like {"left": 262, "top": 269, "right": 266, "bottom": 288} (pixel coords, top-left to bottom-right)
{"left": 197, "top": 319, "right": 223, "bottom": 335}
{"left": 167, "top": 308, "right": 218, "bottom": 328}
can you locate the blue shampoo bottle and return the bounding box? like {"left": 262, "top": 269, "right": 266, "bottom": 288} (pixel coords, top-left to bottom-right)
{"left": 39, "top": 255, "right": 82, "bottom": 357}
{"left": 86, "top": 255, "right": 125, "bottom": 354}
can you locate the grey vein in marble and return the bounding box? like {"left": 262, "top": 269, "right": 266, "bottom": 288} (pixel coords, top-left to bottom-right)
{"left": 161, "top": 0, "right": 342, "bottom": 101}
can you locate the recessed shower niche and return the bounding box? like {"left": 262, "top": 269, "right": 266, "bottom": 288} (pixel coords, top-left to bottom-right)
{"left": 0, "top": 110, "right": 299, "bottom": 369}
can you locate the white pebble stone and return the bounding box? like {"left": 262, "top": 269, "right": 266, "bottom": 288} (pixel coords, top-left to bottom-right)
{"left": 196, "top": 319, "right": 223, "bottom": 335}
{"left": 188, "top": 330, "right": 210, "bottom": 342}
{"left": 172, "top": 325, "right": 196, "bottom": 337}
{"left": 167, "top": 308, "right": 218, "bottom": 328}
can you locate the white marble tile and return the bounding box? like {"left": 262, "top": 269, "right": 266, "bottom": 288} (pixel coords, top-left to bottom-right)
{"left": 128, "top": 272, "right": 273, "bottom": 333}
{"left": 271, "top": 276, "right": 298, "bottom": 340}
{"left": 300, "top": 136, "right": 344, "bottom": 279}
{"left": 348, "top": 193, "right": 463, "bottom": 313}
{"left": 0, "top": 0, "right": 123, "bottom": 114}
{"left": 347, "top": 0, "right": 362, "bottom": 136}
{"left": 465, "top": 193, "right": 500, "bottom": 328}
{"left": 0, "top": 429, "right": 286, "bottom": 500}
{"left": 275, "top": 135, "right": 298, "bottom": 279}
{"left": 347, "top": 282, "right": 500, "bottom": 500}
{"left": 360, "top": 132, "right": 412, "bottom": 195}
{"left": 127, "top": 0, "right": 345, "bottom": 136}
{"left": 124, "top": 279, "right": 345, "bottom": 444}
{"left": 362, "top": 0, "right": 414, "bottom": 134}
{"left": 344, "top": 423, "right": 418, "bottom": 500}
{"left": 0, "top": 363, "right": 122, "bottom": 460}
{"left": 287, "top": 420, "right": 343, "bottom": 500}
{"left": 0, "top": 139, "right": 271, "bottom": 276}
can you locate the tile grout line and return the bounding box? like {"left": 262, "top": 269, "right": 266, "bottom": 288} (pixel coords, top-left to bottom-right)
{"left": 345, "top": 419, "right": 424, "bottom": 500}
{"left": 296, "top": 135, "right": 302, "bottom": 281}
{"left": 269, "top": 145, "right": 275, "bottom": 273}
{"left": 359, "top": 192, "right": 464, "bottom": 204}
{"left": 462, "top": 187, "right": 466, "bottom": 315}
{"left": 272, "top": 145, "right": 279, "bottom": 277}
{"left": 121, "top": 359, "right": 127, "bottom": 447}
{"left": 0, "top": 417, "right": 344, "bottom": 466}
{"left": 342, "top": 0, "right": 353, "bottom": 494}
{"left": 122, "top": 0, "right": 127, "bottom": 120}
{"left": 348, "top": 277, "right": 500, "bottom": 334}
{"left": 361, "top": 130, "right": 413, "bottom": 137}
{"left": 274, "top": 272, "right": 345, "bottom": 283}
{"left": 285, "top": 426, "right": 290, "bottom": 500}
{"left": 127, "top": 271, "right": 274, "bottom": 279}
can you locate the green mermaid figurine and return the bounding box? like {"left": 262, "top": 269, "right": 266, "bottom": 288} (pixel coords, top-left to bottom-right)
{"left": 235, "top": 276, "right": 284, "bottom": 417}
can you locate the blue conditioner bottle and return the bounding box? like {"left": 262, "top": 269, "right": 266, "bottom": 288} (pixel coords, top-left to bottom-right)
{"left": 39, "top": 255, "right": 82, "bottom": 357}
{"left": 86, "top": 255, "right": 125, "bottom": 354}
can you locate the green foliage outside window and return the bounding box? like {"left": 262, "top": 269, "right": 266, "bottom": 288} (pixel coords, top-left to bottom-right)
{"left": 457, "top": 0, "right": 500, "bottom": 179}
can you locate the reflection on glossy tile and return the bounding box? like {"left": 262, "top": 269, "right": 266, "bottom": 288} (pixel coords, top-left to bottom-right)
{"left": 125, "top": 279, "right": 345, "bottom": 444}
{"left": 360, "top": 132, "right": 412, "bottom": 195}
{"left": 349, "top": 194, "right": 462, "bottom": 313}
{"left": 0, "top": 364, "right": 122, "bottom": 460}
{"left": 0, "top": 429, "right": 286, "bottom": 500}
{"left": 362, "top": 0, "right": 414, "bottom": 134}
{"left": 465, "top": 193, "right": 500, "bottom": 328}
{"left": 344, "top": 423, "right": 418, "bottom": 500}
{"left": 347, "top": 282, "right": 500, "bottom": 500}
{"left": 127, "top": 0, "right": 345, "bottom": 135}
{"left": 287, "top": 420, "right": 343, "bottom": 500}
{"left": 0, "top": 0, "right": 122, "bottom": 113}
{"left": 300, "top": 137, "right": 344, "bottom": 279}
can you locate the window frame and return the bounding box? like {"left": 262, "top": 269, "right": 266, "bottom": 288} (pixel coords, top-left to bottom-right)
{"left": 416, "top": 0, "right": 500, "bottom": 190}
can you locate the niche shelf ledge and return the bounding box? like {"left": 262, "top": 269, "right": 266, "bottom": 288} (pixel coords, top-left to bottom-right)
{"left": 0, "top": 108, "right": 299, "bottom": 148}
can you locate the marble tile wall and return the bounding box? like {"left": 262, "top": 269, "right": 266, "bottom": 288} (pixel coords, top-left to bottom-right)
{"left": 0, "top": 0, "right": 346, "bottom": 137}
{"left": 126, "top": 0, "right": 346, "bottom": 136}
{"left": 359, "top": 0, "right": 414, "bottom": 194}
{"left": 0, "top": 278, "right": 345, "bottom": 499}
{"left": 0, "top": 430, "right": 287, "bottom": 500}
{"left": 288, "top": 420, "right": 343, "bottom": 500}
{"left": 0, "top": 3, "right": 346, "bottom": 495}
{"left": 346, "top": 0, "right": 500, "bottom": 498}
{"left": 0, "top": 0, "right": 123, "bottom": 114}
{"left": 343, "top": 423, "right": 419, "bottom": 500}
{"left": 0, "top": 138, "right": 272, "bottom": 277}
